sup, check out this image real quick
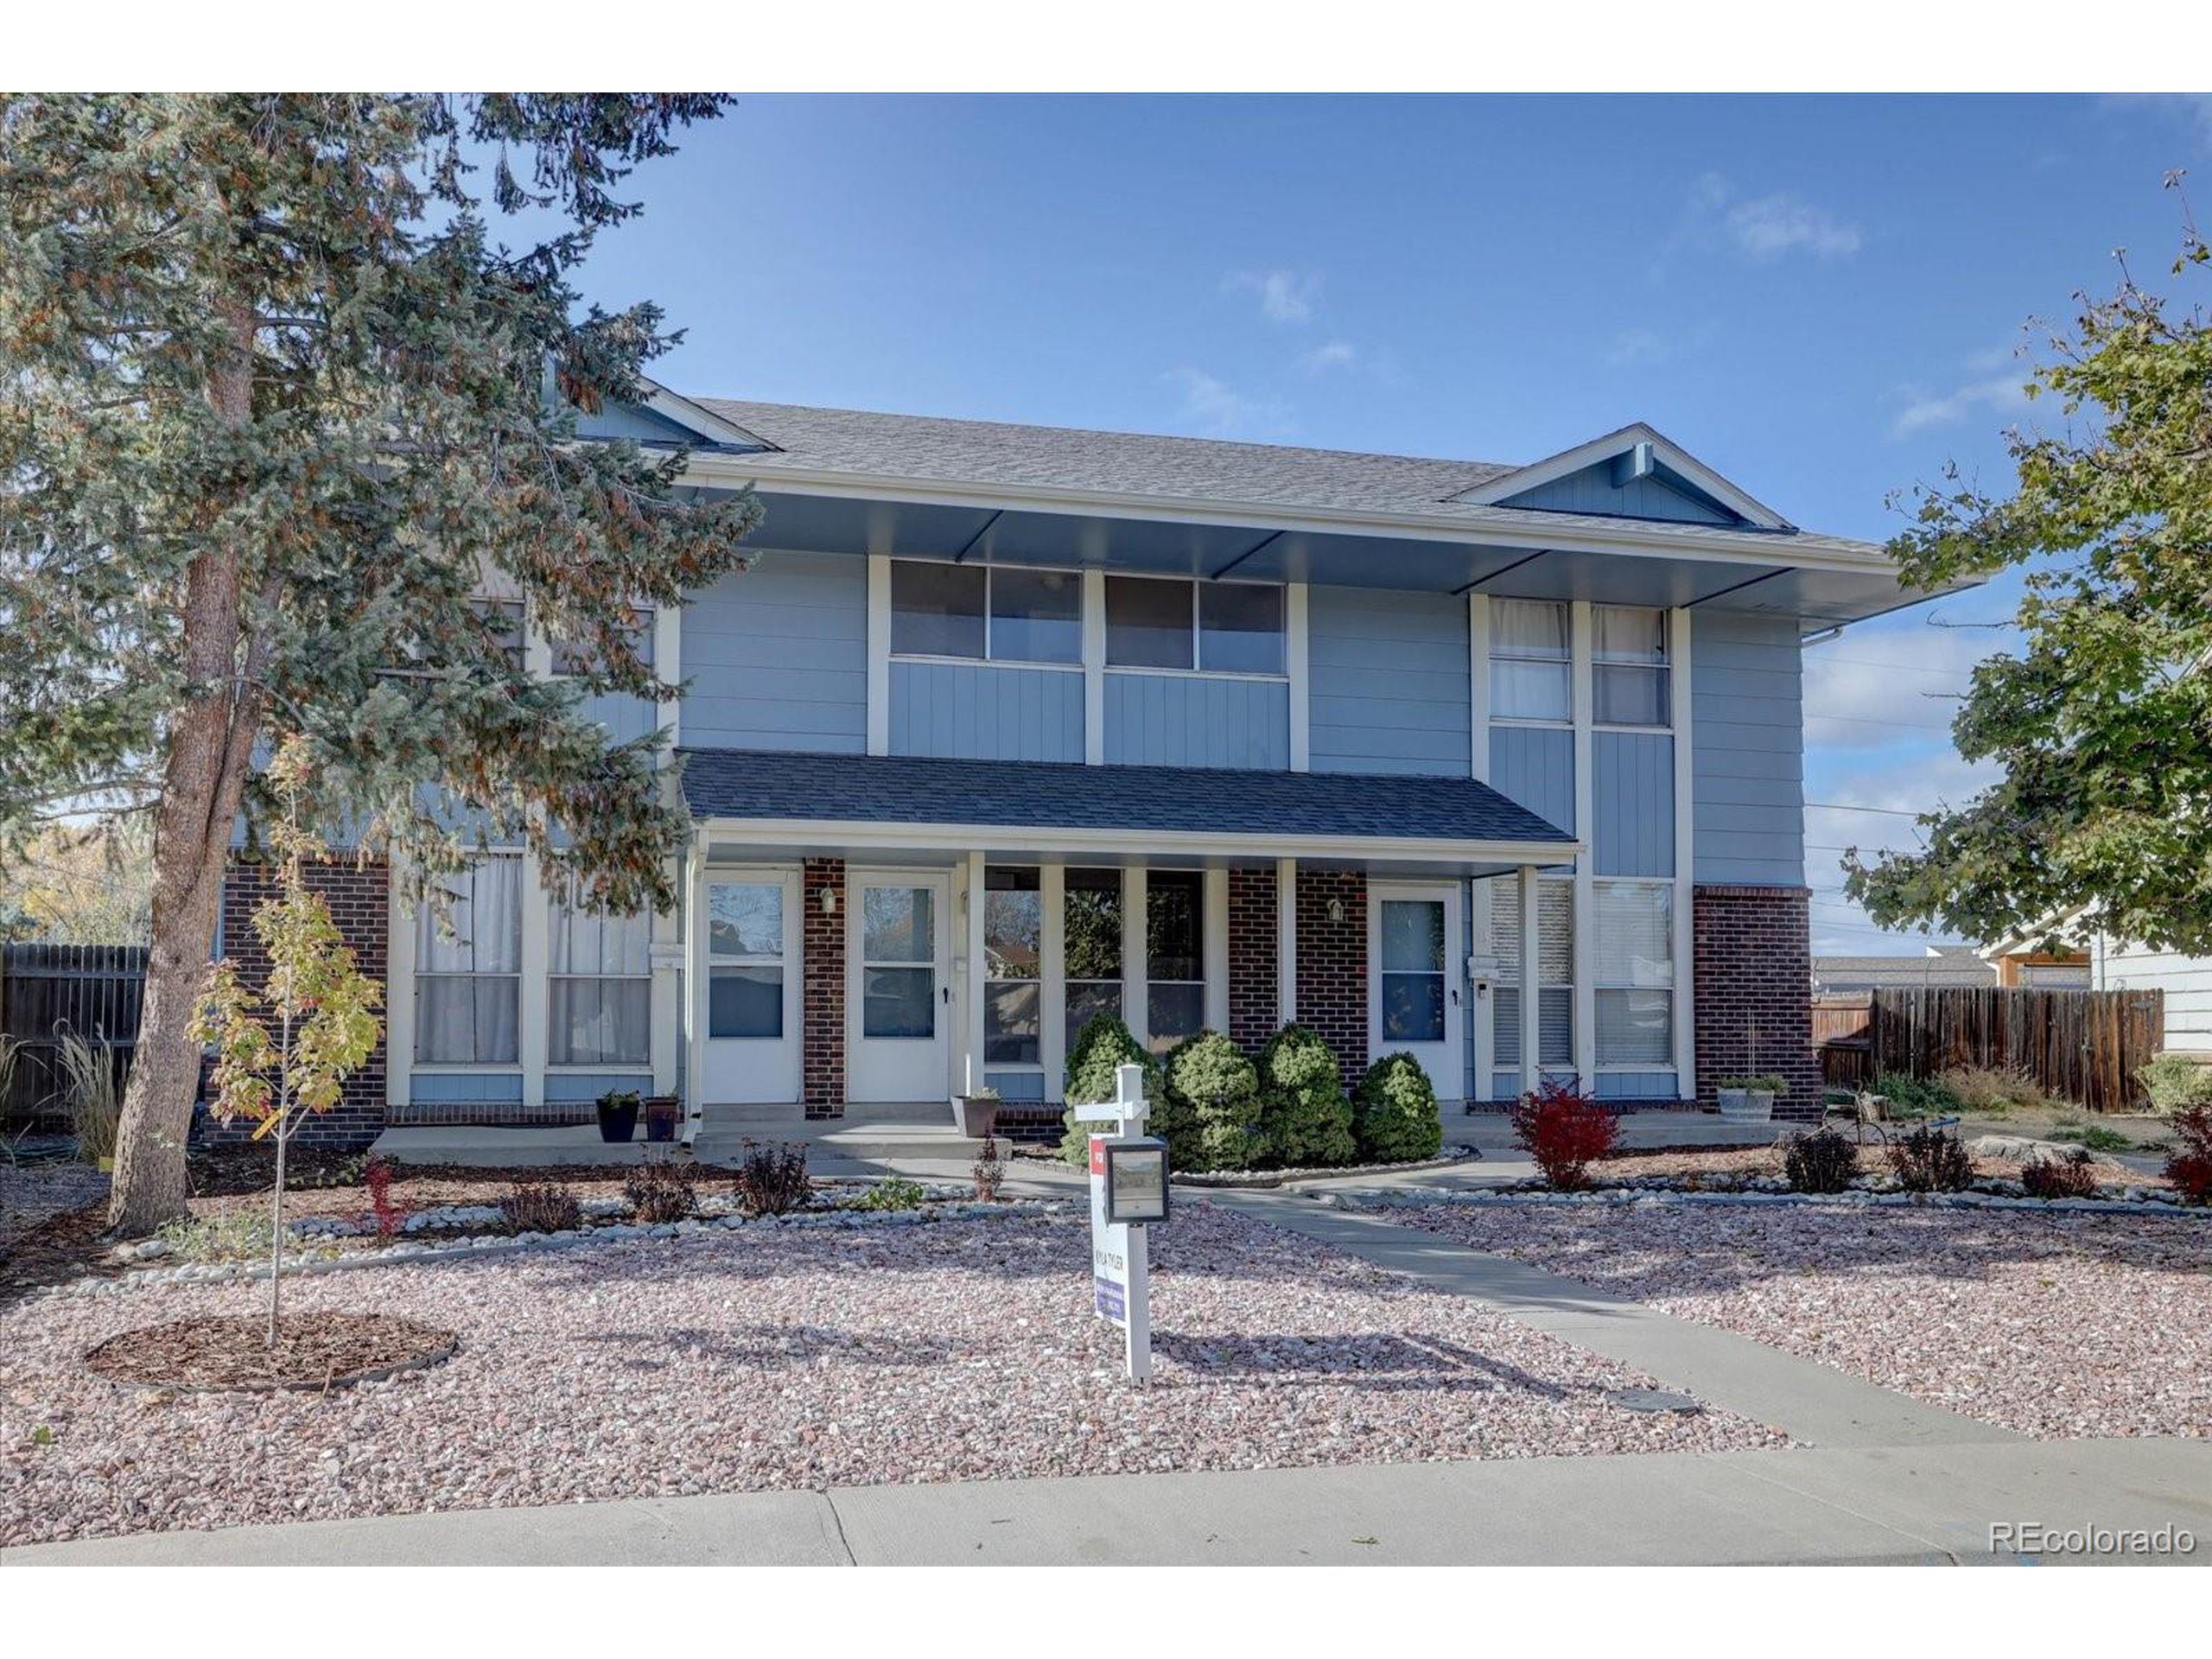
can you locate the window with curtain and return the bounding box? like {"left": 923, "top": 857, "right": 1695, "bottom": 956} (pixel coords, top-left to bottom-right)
{"left": 1105, "top": 577, "right": 1284, "bottom": 675}
{"left": 1594, "top": 880, "right": 1675, "bottom": 1066}
{"left": 1593, "top": 605, "right": 1670, "bottom": 728}
{"left": 1491, "top": 875, "right": 1573, "bottom": 1069}
{"left": 415, "top": 856, "right": 522, "bottom": 1065}
{"left": 1490, "top": 598, "right": 1570, "bottom": 722}
{"left": 984, "top": 867, "right": 1042, "bottom": 1065}
{"left": 1145, "top": 870, "right": 1205, "bottom": 1056}
{"left": 889, "top": 561, "right": 1082, "bottom": 664}
{"left": 547, "top": 880, "right": 652, "bottom": 1066}
{"left": 1064, "top": 867, "right": 1123, "bottom": 1049}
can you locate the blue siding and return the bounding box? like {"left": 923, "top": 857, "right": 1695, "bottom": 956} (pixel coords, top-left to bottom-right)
{"left": 546, "top": 1071, "right": 652, "bottom": 1103}
{"left": 1597, "top": 1071, "right": 1680, "bottom": 1101}
{"left": 681, "top": 550, "right": 868, "bottom": 753}
{"left": 1693, "top": 612, "right": 1804, "bottom": 885}
{"left": 1593, "top": 731, "right": 1675, "bottom": 876}
{"left": 985, "top": 1070, "right": 1049, "bottom": 1103}
{"left": 410, "top": 1072, "right": 524, "bottom": 1104}
{"left": 1103, "top": 673, "right": 1289, "bottom": 770}
{"left": 1501, "top": 463, "right": 1736, "bottom": 525}
{"left": 1308, "top": 586, "right": 1470, "bottom": 776}
{"left": 1490, "top": 1071, "right": 1522, "bottom": 1102}
{"left": 575, "top": 401, "right": 701, "bottom": 445}
{"left": 891, "top": 660, "right": 1084, "bottom": 762}
{"left": 1489, "top": 726, "right": 1575, "bottom": 834}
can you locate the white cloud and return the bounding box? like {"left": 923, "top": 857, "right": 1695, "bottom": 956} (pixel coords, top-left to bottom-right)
{"left": 1802, "top": 625, "right": 2000, "bottom": 752}
{"left": 1891, "top": 372, "right": 2033, "bottom": 438}
{"left": 1225, "top": 269, "right": 1319, "bottom": 324}
{"left": 1804, "top": 747, "right": 2005, "bottom": 954}
{"left": 1724, "top": 192, "right": 1863, "bottom": 261}
{"left": 1164, "top": 368, "right": 1283, "bottom": 435}
{"left": 1299, "top": 340, "right": 1358, "bottom": 373}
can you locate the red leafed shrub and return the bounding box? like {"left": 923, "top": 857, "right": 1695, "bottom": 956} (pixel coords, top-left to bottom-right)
{"left": 2019, "top": 1147, "right": 2101, "bottom": 1200}
{"left": 2167, "top": 1106, "right": 2212, "bottom": 1206}
{"left": 363, "top": 1154, "right": 405, "bottom": 1239}
{"left": 1510, "top": 1077, "right": 1619, "bottom": 1191}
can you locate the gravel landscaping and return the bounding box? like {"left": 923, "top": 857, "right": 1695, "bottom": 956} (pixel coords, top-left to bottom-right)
{"left": 0, "top": 1165, "right": 109, "bottom": 1258}
{"left": 0, "top": 1202, "right": 1782, "bottom": 1546}
{"left": 1398, "top": 1200, "right": 2212, "bottom": 1440}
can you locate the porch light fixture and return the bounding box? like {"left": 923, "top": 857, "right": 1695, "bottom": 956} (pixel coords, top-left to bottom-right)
{"left": 1326, "top": 897, "right": 1344, "bottom": 925}
{"left": 820, "top": 887, "right": 838, "bottom": 915}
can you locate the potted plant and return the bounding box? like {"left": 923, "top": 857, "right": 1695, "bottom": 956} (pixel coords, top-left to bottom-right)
{"left": 1718, "top": 1076, "right": 1783, "bottom": 1123}
{"left": 956, "top": 1085, "right": 1001, "bottom": 1139}
{"left": 596, "top": 1088, "right": 641, "bottom": 1144}
{"left": 642, "top": 1094, "right": 682, "bottom": 1143}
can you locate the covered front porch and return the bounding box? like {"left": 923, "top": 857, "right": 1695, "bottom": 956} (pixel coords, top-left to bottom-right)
{"left": 674, "top": 747, "right": 1580, "bottom": 1134}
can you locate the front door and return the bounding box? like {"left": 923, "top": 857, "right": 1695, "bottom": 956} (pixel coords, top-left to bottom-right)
{"left": 702, "top": 868, "right": 801, "bottom": 1103}
{"left": 848, "top": 871, "right": 952, "bottom": 1103}
{"left": 1370, "top": 882, "right": 1464, "bottom": 1103}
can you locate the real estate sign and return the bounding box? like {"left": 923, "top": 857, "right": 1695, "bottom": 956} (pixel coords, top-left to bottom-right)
{"left": 1075, "top": 1063, "right": 1160, "bottom": 1383}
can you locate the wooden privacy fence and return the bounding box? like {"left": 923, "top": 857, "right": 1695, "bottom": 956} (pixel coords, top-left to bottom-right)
{"left": 1812, "top": 986, "right": 2164, "bottom": 1114}
{"left": 1, "top": 942, "right": 148, "bottom": 1127}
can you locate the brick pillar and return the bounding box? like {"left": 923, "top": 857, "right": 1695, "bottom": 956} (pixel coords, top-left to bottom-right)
{"left": 1227, "top": 866, "right": 1278, "bottom": 1052}
{"left": 803, "top": 857, "right": 846, "bottom": 1116}
{"left": 1294, "top": 869, "right": 1368, "bottom": 1087}
{"left": 1694, "top": 884, "right": 1821, "bottom": 1122}
{"left": 204, "top": 854, "right": 391, "bottom": 1149}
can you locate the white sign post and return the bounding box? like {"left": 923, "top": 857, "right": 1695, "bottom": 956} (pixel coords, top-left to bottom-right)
{"left": 1074, "top": 1061, "right": 1160, "bottom": 1384}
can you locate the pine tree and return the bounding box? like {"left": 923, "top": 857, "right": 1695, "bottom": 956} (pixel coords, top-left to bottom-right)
{"left": 0, "top": 95, "right": 760, "bottom": 1233}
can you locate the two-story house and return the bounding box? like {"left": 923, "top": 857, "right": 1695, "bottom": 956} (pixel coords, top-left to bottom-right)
{"left": 240, "top": 392, "right": 1936, "bottom": 1147}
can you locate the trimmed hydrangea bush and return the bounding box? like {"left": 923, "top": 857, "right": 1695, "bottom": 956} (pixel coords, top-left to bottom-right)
{"left": 1256, "top": 1024, "right": 1357, "bottom": 1167}
{"left": 1352, "top": 1052, "right": 1445, "bottom": 1163}
{"left": 1058, "top": 1010, "right": 1166, "bottom": 1166}
{"left": 1165, "top": 1030, "right": 1264, "bottom": 1172}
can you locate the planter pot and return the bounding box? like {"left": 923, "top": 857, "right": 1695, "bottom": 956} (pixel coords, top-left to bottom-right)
{"left": 597, "top": 1103, "right": 639, "bottom": 1144}
{"left": 1718, "top": 1088, "right": 1772, "bottom": 1124}
{"left": 956, "top": 1096, "right": 1000, "bottom": 1139}
{"left": 644, "top": 1108, "right": 679, "bottom": 1144}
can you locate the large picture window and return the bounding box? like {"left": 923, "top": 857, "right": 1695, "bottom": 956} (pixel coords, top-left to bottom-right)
{"left": 1593, "top": 606, "right": 1670, "bottom": 728}
{"left": 1491, "top": 874, "right": 1573, "bottom": 1070}
{"left": 890, "top": 561, "right": 1081, "bottom": 664}
{"left": 1105, "top": 577, "right": 1284, "bottom": 676}
{"left": 1064, "top": 867, "right": 1124, "bottom": 1049}
{"left": 984, "top": 867, "right": 1042, "bottom": 1065}
{"left": 1145, "top": 870, "right": 1205, "bottom": 1055}
{"left": 548, "top": 880, "right": 652, "bottom": 1066}
{"left": 1489, "top": 598, "right": 1570, "bottom": 723}
{"left": 1594, "top": 880, "right": 1675, "bottom": 1067}
{"left": 416, "top": 856, "right": 522, "bottom": 1065}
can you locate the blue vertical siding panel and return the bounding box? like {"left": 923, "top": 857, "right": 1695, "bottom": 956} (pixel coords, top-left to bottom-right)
{"left": 1489, "top": 726, "right": 1575, "bottom": 834}
{"left": 410, "top": 1072, "right": 525, "bottom": 1104}
{"left": 546, "top": 1071, "right": 653, "bottom": 1103}
{"left": 1103, "top": 674, "right": 1290, "bottom": 770}
{"left": 1490, "top": 1071, "right": 1522, "bottom": 1102}
{"left": 680, "top": 550, "right": 868, "bottom": 753}
{"left": 1693, "top": 612, "right": 1804, "bottom": 885}
{"left": 1593, "top": 731, "right": 1675, "bottom": 876}
{"left": 889, "top": 662, "right": 1084, "bottom": 761}
{"left": 1596, "top": 1071, "right": 1680, "bottom": 1101}
{"left": 1500, "top": 465, "right": 1734, "bottom": 524}
{"left": 1307, "top": 586, "right": 1471, "bottom": 776}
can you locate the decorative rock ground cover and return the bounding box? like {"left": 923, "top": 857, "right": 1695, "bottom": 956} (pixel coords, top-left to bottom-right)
{"left": 1395, "top": 1198, "right": 2212, "bottom": 1440}
{"left": 0, "top": 1203, "right": 1781, "bottom": 1547}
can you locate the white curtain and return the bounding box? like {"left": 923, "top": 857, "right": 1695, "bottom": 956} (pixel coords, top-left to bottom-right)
{"left": 416, "top": 857, "right": 522, "bottom": 1064}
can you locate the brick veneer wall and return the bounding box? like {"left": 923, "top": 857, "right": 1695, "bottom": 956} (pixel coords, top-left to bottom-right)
{"left": 200, "top": 855, "right": 390, "bottom": 1149}
{"left": 1227, "top": 866, "right": 1279, "bottom": 1052}
{"left": 1294, "top": 869, "right": 1368, "bottom": 1087}
{"left": 1694, "top": 884, "right": 1822, "bottom": 1122}
{"left": 803, "top": 858, "right": 846, "bottom": 1116}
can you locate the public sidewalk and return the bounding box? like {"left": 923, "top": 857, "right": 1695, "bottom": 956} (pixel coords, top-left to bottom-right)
{"left": 8, "top": 1438, "right": 2209, "bottom": 1566}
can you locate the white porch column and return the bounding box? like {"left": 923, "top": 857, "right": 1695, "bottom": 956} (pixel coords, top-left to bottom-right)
{"left": 1670, "top": 606, "right": 1697, "bottom": 1095}
{"left": 1122, "top": 866, "right": 1149, "bottom": 1052}
{"left": 683, "top": 842, "right": 709, "bottom": 1112}
{"left": 963, "top": 849, "right": 987, "bottom": 1098}
{"left": 1519, "top": 864, "right": 1541, "bottom": 1097}
{"left": 1571, "top": 599, "right": 1598, "bottom": 1091}
{"left": 1203, "top": 867, "right": 1230, "bottom": 1032}
{"left": 1275, "top": 856, "right": 1298, "bottom": 1026}
{"left": 518, "top": 849, "right": 548, "bottom": 1108}
{"left": 649, "top": 849, "right": 685, "bottom": 1103}
{"left": 1041, "top": 861, "right": 1067, "bottom": 1103}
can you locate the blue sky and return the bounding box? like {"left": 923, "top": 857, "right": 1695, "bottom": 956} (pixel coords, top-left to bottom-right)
{"left": 559, "top": 93, "right": 2211, "bottom": 954}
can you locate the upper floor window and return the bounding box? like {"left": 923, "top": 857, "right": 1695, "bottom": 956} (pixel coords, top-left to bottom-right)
{"left": 1490, "top": 598, "right": 1569, "bottom": 722}
{"left": 1593, "top": 605, "right": 1670, "bottom": 728}
{"left": 890, "top": 561, "right": 1080, "bottom": 664}
{"left": 1105, "top": 576, "right": 1284, "bottom": 676}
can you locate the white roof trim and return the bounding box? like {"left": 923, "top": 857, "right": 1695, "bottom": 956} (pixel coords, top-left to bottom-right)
{"left": 1447, "top": 423, "right": 1794, "bottom": 531}
{"left": 637, "top": 381, "right": 776, "bottom": 451}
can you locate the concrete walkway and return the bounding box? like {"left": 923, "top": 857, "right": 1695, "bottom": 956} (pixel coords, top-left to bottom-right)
{"left": 10, "top": 1438, "right": 2208, "bottom": 1566}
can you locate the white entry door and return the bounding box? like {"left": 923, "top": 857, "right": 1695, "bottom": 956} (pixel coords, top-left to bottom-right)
{"left": 848, "top": 871, "right": 952, "bottom": 1103}
{"left": 1370, "top": 882, "right": 1464, "bottom": 1103}
{"left": 702, "top": 869, "right": 801, "bottom": 1103}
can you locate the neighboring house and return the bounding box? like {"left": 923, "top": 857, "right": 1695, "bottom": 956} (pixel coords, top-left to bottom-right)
{"left": 1810, "top": 946, "right": 1999, "bottom": 995}
{"left": 219, "top": 399, "right": 1945, "bottom": 1144}
{"left": 1980, "top": 912, "right": 2209, "bottom": 1054}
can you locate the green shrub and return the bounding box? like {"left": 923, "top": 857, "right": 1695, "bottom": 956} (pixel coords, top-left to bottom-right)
{"left": 1352, "top": 1052, "right": 1444, "bottom": 1163}
{"left": 1256, "top": 1025, "right": 1357, "bottom": 1167}
{"left": 1058, "top": 1011, "right": 1165, "bottom": 1166}
{"left": 2138, "top": 1053, "right": 2212, "bottom": 1115}
{"left": 1871, "top": 1071, "right": 1963, "bottom": 1117}
{"left": 848, "top": 1177, "right": 928, "bottom": 1212}
{"left": 157, "top": 1208, "right": 276, "bottom": 1262}
{"left": 1165, "top": 1030, "right": 1264, "bottom": 1172}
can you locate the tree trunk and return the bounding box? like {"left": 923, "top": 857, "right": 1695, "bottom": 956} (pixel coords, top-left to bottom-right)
{"left": 106, "top": 296, "right": 263, "bottom": 1238}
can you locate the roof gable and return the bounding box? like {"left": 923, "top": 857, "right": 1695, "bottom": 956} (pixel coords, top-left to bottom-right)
{"left": 1449, "top": 423, "right": 1793, "bottom": 531}
{"left": 574, "top": 379, "right": 776, "bottom": 454}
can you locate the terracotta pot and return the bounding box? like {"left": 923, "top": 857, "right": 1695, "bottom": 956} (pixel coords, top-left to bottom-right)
{"left": 957, "top": 1096, "right": 1000, "bottom": 1139}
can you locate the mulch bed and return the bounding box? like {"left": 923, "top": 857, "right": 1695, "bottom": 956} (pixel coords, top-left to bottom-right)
{"left": 83, "top": 1312, "right": 457, "bottom": 1393}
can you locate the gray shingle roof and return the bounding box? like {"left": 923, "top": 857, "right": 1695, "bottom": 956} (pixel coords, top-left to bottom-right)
{"left": 677, "top": 748, "right": 1573, "bottom": 847}
{"left": 690, "top": 397, "right": 1885, "bottom": 562}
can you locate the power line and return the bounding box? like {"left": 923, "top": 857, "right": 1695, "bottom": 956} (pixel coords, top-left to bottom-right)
{"left": 1805, "top": 655, "right": 1985, "bottom": 677}
{"left": 1804, "top": 800, "right": 1929, "bottom": 818}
